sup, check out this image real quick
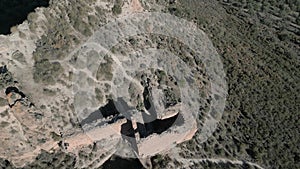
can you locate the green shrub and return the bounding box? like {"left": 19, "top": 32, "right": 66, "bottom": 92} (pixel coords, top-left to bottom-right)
{"left": 112, "top": 0, "right": 123, "bottom": 15}
{"left": 33, "top": 59, "right": 64, "bottom": 85}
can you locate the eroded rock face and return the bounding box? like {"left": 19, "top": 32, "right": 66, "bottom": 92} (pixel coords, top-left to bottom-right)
{"left": 0, "top": 68, "right": 54, "bottom": 167}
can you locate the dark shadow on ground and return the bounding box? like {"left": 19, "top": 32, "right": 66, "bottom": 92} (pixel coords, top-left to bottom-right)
{"left": 80, "top": 99, "right": 120, "bottom": 126}
{"left": 0, "top": 0, "right": 49, "bottom": 35}
{"left": 137, "top": 113, "right": 184, "bottom": 138}
{"left": 101, "top": 155, "right": 144, "bottom": 169}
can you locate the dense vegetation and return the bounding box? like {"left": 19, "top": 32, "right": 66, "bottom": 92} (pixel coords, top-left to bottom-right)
{"left": 152, "top": 0, "right": 299, "bottom": 168}
{"left": 0, "top": 150, "right": 76, "bottom": 169}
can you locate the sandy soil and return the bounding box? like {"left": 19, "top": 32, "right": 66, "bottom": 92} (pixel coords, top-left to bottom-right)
{"left": 131, "top": 0, "right": 144, "bottom": 12}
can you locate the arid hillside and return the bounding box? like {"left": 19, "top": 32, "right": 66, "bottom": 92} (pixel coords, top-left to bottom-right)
{"left": 0, "top": 0, "right": 299, "bottom": 169}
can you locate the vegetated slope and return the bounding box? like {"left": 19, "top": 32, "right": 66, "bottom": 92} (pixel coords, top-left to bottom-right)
{"left": 151, "top": 0, "right": 299, "bottom": 169}
{"left": 0, "top": 150, "right": 76, "bottom": 169}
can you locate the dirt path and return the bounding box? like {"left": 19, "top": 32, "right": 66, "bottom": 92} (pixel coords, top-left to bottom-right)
{"left": 131, "top": 0, "right": 143, "bottom": 12}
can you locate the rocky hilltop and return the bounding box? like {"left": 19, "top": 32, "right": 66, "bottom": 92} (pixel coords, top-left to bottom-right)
{"left": 0, "top": 0, "right": 299, "bottom": 169}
